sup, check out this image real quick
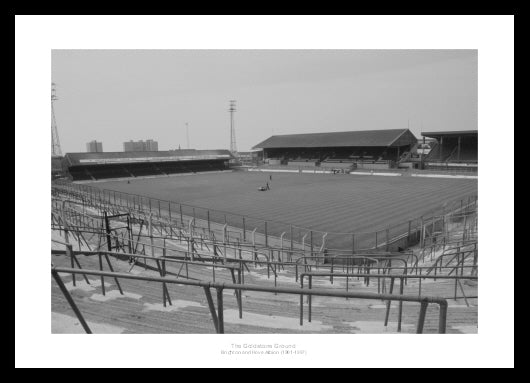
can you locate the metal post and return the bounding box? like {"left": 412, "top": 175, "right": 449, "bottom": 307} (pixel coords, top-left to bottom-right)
{"left": 420, "top": 217, "right": 425, "bottom": 248}
{"left": 463, "top": 213, "right": 468, "bottom": 242}
{"left": 302, "top": 233, "right": 308, "bottom": 259}
{"left": 431, "top": 216, "right": 435, "bottom": 243}
{"left": 237, "top": 269, "right": 243, "bottom": 319}
{"left": 384, "top": 277, "right": 395, "bottom": 327}
{"left": 162, "top": 260, "right": 171, "bottom": 306}
{"left": 203, "top": 287, "right": 219, "bottom": 333}
{"left": 67, "top": 244, "right": 76, "bottom": 287}
{"left": 310, "top": 230, "right": 313, "bottom": 256}
{"left": 398, "top": 278, "right": 404, "bottom": 332}
{"left": 104, "top": 211, "right": 112, "bottom": 252}
{"left": 438, "top": 302, "right": 448, "bottom": 334}
{"left": 51, "top": 270, "right": 92, "bottom": 334}
{"left": 407, "top": 220, "right": 412, "bottom": 247}
{"left": 216, "top": 288, "right": 225, "bottom": 334}
{"left": 149, "top": 213, "right": 155, "bottom": 258}
{"left": 264, "top": 221, "right": 268, "bottom": 247}
{"left": 104, "top": 255, "right": 124, "bottom": 295}
{"left": 290, "top": 225, "right": 294, "bottom": 252}
{"left": 299, "top": 278, "right": 304, "bottom": 326}
{"left": 321, "top": 233, "right": 328, "bottom": 254}
{"left": 416, "top": 301, "right": 428, "bottom": 334}
{"left": 308, "top": 275, "right": 312, "bottom": 323}
{"left": 278, "top": 232, "right": 285, "bottom": 261}
{"left": 98, "top": 254, "right": 105, "bottom": 296}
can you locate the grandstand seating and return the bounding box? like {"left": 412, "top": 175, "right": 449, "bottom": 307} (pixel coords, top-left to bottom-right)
{"left": 424, "top": 137, "right": 477, "bottom": 164}
{"left": 67, "top": 168, "right": 93, "bottom": 181}
{"left": 127, "top": 163, "right": 162, "bottom": 177}
{"left": 425, "top": 142, "right": 454, "bottom": 162}
{"left": 263, "top": 148, "right": 398, "bottom": 169}
{"left": 67, "top": 160, "right": 229, "bottom": 181}
{"left": 424, "top": 163, "right": 477, "bottom": 172}
{"left": 266, "top": 147, "right": 402, "bottom": 166}
{"left": 322, "top": 158, "right": 355, "bottom": 163}
{"left": 447, "top": 146, "right": 478, "bottom": 162}
{"left": 89, "top": 166, "right": 131, "bottom": 180}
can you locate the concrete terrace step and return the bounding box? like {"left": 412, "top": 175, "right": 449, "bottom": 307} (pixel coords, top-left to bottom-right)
{"left": 51, "top": 251, "right": 478, "bottom": 334}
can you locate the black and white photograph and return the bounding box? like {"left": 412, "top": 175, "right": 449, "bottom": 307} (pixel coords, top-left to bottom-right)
{"left": 15, "top": 15, "right": 514, "bottom": 368}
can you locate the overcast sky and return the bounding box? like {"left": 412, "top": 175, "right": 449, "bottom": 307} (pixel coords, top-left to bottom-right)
{"left": 51, "top": 49, "right": 477, "bottom": 153}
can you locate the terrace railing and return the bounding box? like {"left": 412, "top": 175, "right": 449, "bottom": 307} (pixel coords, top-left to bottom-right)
{"left": 53, "top": 209, "right": 477, "bottom": 298}
{"left": 51, "top": 266, "right": 450, "bottom": 334}
{"left": 53, "top": 180, "right": 477, "bottom": 254}
{"left": 299, "top": 271, "right": 477, "bottom": 330}
{"left": 52, "top": 211, "right": 474, "bottom": 334}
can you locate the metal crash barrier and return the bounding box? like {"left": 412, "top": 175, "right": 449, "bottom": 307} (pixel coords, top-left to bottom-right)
{"left": 52, "top": 266, "right": 449, "bottom": 335}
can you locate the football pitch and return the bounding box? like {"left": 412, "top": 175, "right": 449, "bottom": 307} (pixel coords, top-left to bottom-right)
{"left": 88, "top": 171, "right": 477, "bottom": 242}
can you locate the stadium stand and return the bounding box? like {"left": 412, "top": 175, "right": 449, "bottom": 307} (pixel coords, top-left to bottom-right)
{"left": 63, "top": 149, "right": 233, "bottom": 181}
{"left": 51, "top": 155, "right": 68, "bottom": 179}
{"left": 253, "top": 129, "right": 417, "bottom": 170}
{"left": 421, "top": 131, "right": 477, "bottom": 171}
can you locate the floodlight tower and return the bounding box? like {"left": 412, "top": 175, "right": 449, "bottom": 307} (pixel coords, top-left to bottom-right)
{"left": 51, "top": 83, "right": 63, "bottom": 156}
{"left": 229, "top": 100, "right": 238, "bottom": 155}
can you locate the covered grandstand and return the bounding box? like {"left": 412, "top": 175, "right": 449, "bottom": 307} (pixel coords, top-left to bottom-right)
{"left": 51, "top": 155, "right": 67, "bottom": 179}
{"left": 252, "top": 129, "right": 418, "bottom": 170}
{"left": 64, "top": 149, "right": 233, "bottom": 181}
{"left": 421, "top": 130, "right": 477, "bottom": 171}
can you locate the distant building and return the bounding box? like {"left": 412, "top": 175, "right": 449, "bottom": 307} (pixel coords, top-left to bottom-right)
{"left": 123, "top": 139, "right": 158, "bottom": 152}
{"left": 86, "top": 140, "right": 103, "bottom": 153}
{"left": 123, "top": 140, "right": 142, "bottom": 152}
{"left": 145, "top": 139, "right": 158, "bottom": 151}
